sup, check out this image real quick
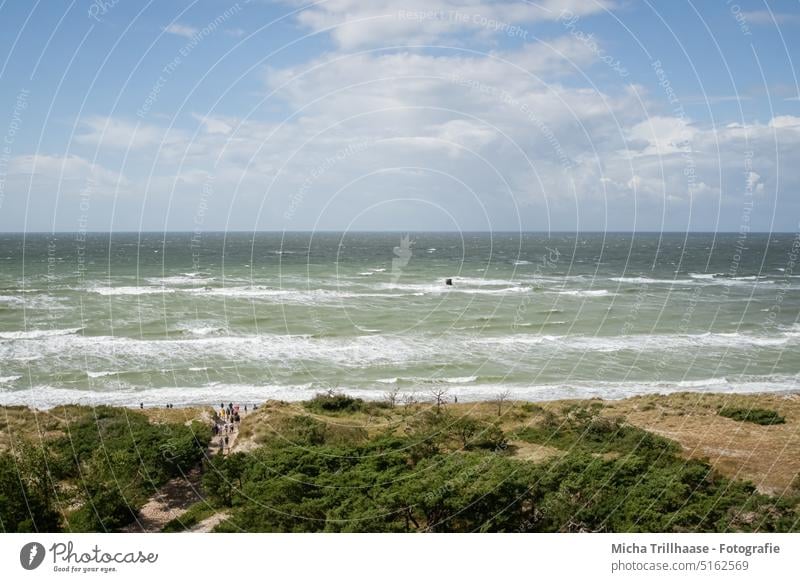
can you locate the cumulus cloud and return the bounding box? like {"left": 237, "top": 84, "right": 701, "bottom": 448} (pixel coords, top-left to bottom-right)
{"left": 75, "top": 116, "right": 182, "bottom": 150}
{"left": 281, "top": 0, "right": 612, "bottom": 49}
{"left": 9, "top": 154, "right": 127, "bottom": 189}
{"left": 163, "top": 23, "right": 199, "bottom": 38}
{"left": 20, "top": 2, "right": 793, "bottom": 231}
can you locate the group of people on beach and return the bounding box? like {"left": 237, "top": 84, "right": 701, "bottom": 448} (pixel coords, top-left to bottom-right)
{"left": 212, "top": 402, "right": 257, "bottom": 453}
{"left": 136, "top": 400, "right": 258, "bottom": 454}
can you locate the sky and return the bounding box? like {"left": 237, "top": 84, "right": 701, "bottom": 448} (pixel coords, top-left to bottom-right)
{"left": 0, "top": 0, "right": 798, "bottom": 232}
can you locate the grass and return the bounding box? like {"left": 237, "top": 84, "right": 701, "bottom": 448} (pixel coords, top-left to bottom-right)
{"left": 718, "top": 406, "right": 785, "bottom": 425}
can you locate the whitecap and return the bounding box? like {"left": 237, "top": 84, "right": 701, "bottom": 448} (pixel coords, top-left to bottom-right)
{"left": 147, "top": 274, "right": 214, "bottom": 286}
{"left": 87, "top": 370, "right": 118, "bottom": 379}
{"left": 553, "top": 289, "right": 612, "bottom": 297}
{"left": 91, "top": 286, "right": 175, "bottom": 296}
{"left": 0, "top": 327, "right": 82, "bottom": 340}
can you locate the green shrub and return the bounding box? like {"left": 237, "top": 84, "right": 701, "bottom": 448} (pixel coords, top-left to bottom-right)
{"left": 0, "top": 451, "right": 61, "bottom": 532}
{"left": 304, "top": 392, "right": 365, "bottom": 413}
{"left": 50, "top": 407, "right": 211, "bottom": 531}
{"left": 718, "top": 407, "right": 785, "bottom": 425}
{"left": 161, "top": 502, "right": 217, "bottom": 532}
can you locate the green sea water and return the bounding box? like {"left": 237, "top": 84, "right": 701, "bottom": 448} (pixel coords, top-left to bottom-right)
{"left": 1, "top": 231, "right": 799, "bottom": 407}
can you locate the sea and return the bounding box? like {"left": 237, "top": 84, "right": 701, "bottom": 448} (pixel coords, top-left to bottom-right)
{"left": 0, "top": 231, "right": 798, "bottom": 408}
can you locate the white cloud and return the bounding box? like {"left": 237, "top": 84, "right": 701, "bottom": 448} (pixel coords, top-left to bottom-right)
{"left": 76, "top": 116, "right": 187, "bottom": 150}
{"left": 283, "top": 0, "right": 612, "bottom": 49}
{"left": 768, "top": 115, "right": 800, "bottom": 129}
{"left": 164, "top": 23, "right": 199, "bottom": 38}
{"left": 741, "top": 11, "right": 800, "bottom": 26}
{"left": 626, "top": 116, "right": 697, "bottom": 156}
{"left": 192, "top": 113, "right": 234, "bottom": 135}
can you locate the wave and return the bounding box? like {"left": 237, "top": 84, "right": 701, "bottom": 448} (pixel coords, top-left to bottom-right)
{"left": 175, "top": 322, "right": 229, "bottom": 337}
{"left": 552, "top": 289, "right": 613, "bottom": 297}
{"left": 605, "top": 274, "right": 778, "bottom": 288}
{"left": 377, "top": 375, "right": 478, "bottom": 385}
{"left": 146, "top": 274, "right": 215, "bottom": 286}
{"left": 0, "top": 295, "right": 24, "bottom": 304}
{"left": 5, "top": 329, "right": 799, "bottom": 376}
{"left": 91, "top": 286, "right": 176, "bottom": 296}
{"left": 0, "top": 327, "right": 82, "bottom": 340}
{"left": 610, "top": 277, "right": 696, "bottom": 285}
{"left": 87, "top": 370, "right": 118, "bottom": 379}
{"left": 186, "top": 286, "right": 407, "bottom": 303}
{"left": 0, "top": 375, "right": 21, "bottom": 384}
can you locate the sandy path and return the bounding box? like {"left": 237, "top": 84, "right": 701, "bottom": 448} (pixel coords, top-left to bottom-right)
{"left": 125, "top": 410, "right": 243, "bottom": 532}
{"left": 188, "top": 511, "right": 230, "bottom": 533}
{"left": 122, "top": 468, "right": 204, "bottom": 532}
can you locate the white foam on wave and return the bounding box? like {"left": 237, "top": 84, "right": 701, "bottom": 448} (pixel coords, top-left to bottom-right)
{"left": 5, "top": 328, "right": 800, "bottom": 372}
{"left": 0, "top": 327, "right": 82, "bottom": 340}
{"left": 553, "top": 289, "right": 613, "bottom": 297}
{"left": 689, "top": 273, "right": 717, "bottom": 280}
{"left": 188, "top": 286, "right": 405, "bottom": 303}
{"left": 610, "top": 276, "right": 696, "bottom": 285}
{"left": 377, "top": 375, "right": 478, "bottom": 385}
{"left": 186, "top": 326, "right": 227, "bottom": 336}
{"left": 444, "top": 375, "right": 478, "bottom": 383}
{"left": 0, "top": 295, "right": 24, "bottom": 304}
{"left": 87, "top": 370, "right": 118, "bottom": 379}
{"left": 0, "top": 375, "right": 21, "bottom": 384}
{"left": 91, "top": 286, "right": 175, "bottom": 296}
{"left": 146, "top": 274, "right": 215, "bottom": 286}
{"left": 175, "top": 321, "right": 229, "bottom": 336}
{"left": 377, "top": 279, "right": 530, "bottom": 295}
{"left": 687, "top": 273, "right": 774, "bottom": 286}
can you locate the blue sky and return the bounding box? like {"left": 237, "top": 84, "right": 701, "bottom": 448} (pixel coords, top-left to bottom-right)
{"left": 0, "top": 0, "right": 798, "bottom": 232}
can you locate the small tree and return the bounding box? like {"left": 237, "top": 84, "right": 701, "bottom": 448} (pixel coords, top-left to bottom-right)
{"left": 401, "top": 392, "right": 418, "bottom": 416}
{"left": 384, "top": 386, "right": 400, "bottom": 408}
{"left": 494, "top": 389, "right": 512, "bottom": 417}
{"left": 430, "top": 388, "right": 449, "bottom": 414}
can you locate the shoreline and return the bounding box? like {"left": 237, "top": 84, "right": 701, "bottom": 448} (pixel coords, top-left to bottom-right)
{"left": 1, "top": 387, "right": 799, "bottom": 411}
{"left": 2, "top": 385, "right": 800, "bottom": 410}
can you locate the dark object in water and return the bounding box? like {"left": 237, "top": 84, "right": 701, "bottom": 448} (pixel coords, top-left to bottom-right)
{"left": 445, "top": 278, "right": 453, "bottom": 286}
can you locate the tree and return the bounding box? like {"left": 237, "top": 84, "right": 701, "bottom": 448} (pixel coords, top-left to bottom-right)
{"left": 383, "top": 386, "right": 400, "bottom": 408}
{"left": 494, "top": 389, "right": 512, "bottom": 416}
{"left": 0, "top": 444, "right": 62, "bottom": 532}
{"left": 202, "top": 453, "right": 247, "bottom": 507}
{"left": 430, "top": 388, "right": 449, "bottom": 414}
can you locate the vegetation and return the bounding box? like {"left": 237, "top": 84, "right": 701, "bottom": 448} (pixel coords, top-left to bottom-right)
{"left": 161, "top": 502, "right": 218, "bottom": 532}
{"left": 718, "top": 406, "right": 785, "bottom": 425}
{"left": 207, "top": 403, "right": 798, "bottom": 533}
{"left": 2, "top": 395, "right": 799, "bottom": 533}
{"left": 304, "top": 392, "right": 365, "bottom": 414}
{"left": 0, "top": 405, "right": 211, "bottom": 532}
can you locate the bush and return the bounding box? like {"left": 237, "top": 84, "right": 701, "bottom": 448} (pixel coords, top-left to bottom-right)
{"left": 718, "top": 407, "right": 785, "bottom": 425}
{"left": 50, "top": 407, "right": 211, "bottom": 531}
{"left": 304, "top": 392, "right": 365, "bottom": 413}
{"left": 0, "top": 452, "right": 61, "bottom": 532}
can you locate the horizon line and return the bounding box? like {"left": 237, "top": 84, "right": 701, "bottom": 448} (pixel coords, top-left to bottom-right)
{"left": 0, "top": 230, "right": 797, "bottom": 236}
